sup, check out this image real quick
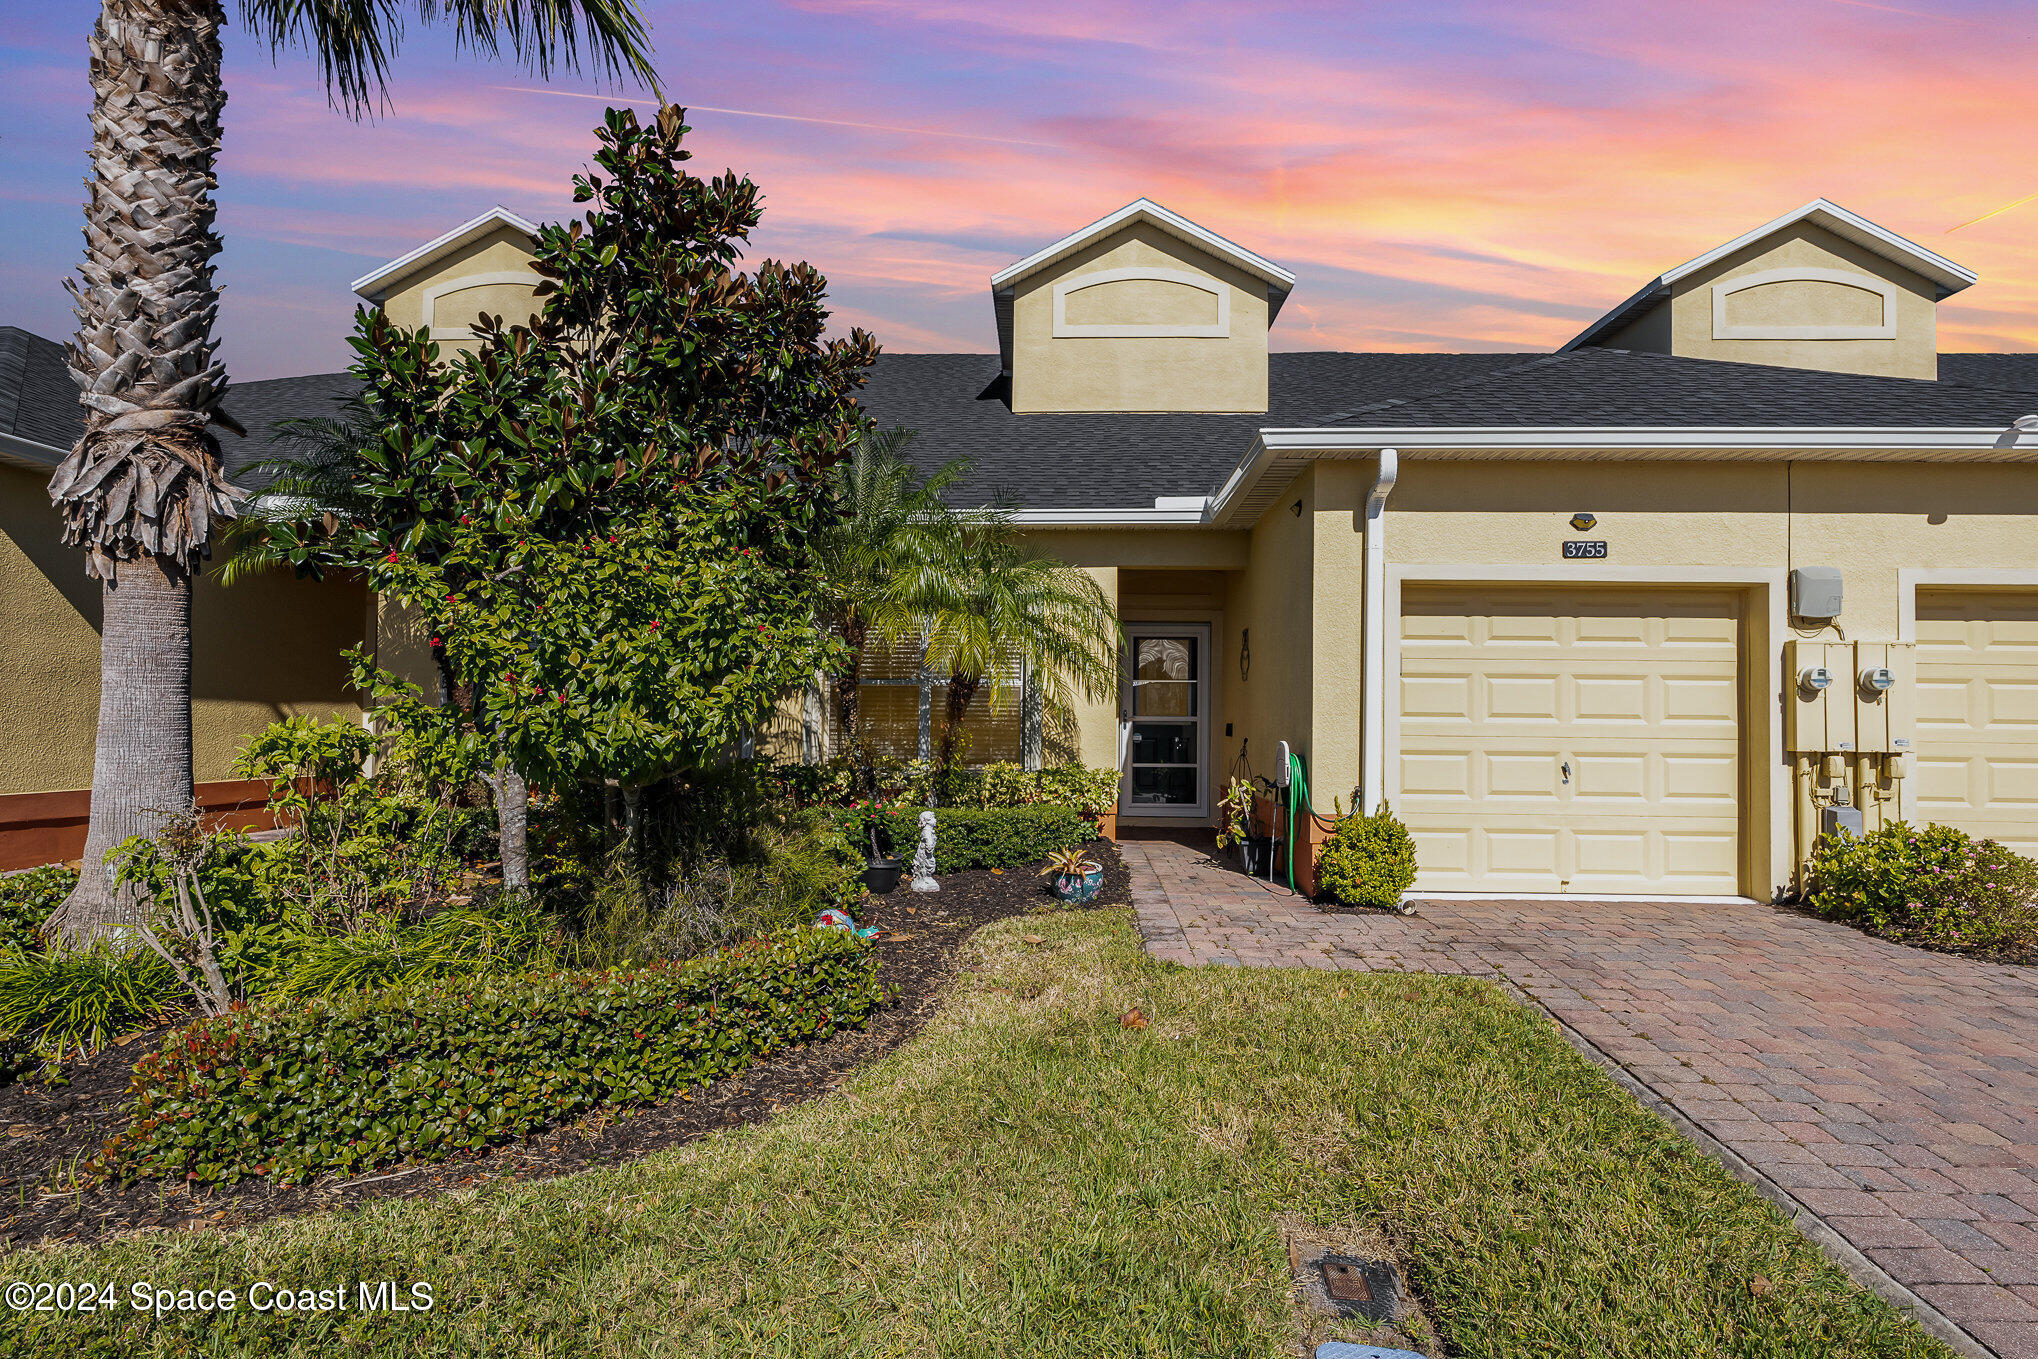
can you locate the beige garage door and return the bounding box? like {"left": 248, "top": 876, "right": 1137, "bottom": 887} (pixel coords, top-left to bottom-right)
{"left": 1914, "top": 590, "right": 2038, "bottom": 856}
{"left": 1398, "top": 585, "right": 1744, "bottom": 896}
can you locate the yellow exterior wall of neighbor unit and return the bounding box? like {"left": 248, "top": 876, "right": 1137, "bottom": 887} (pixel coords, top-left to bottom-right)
{"left": 1594, "top": 223, "right": 1941, "bottom": 379}
{"left": 1009, "top": 221, "right": 1271, "bottom": 414}
{"left": 373, "top": 226, "right": 541, "bottom": 356}
{"left": 1, "top": 465, "right": 368, "bottom": 796}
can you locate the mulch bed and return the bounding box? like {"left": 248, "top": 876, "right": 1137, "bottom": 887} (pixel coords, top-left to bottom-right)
{"left": 0, "top": 842, "right": 1130, "bottom": 1252}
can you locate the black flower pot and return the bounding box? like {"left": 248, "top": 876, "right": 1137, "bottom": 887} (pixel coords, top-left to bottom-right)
{"left": 862, "top": 857, "right": 905, "bottom": 895}
{"left": 1239, "top": 835, "right": 1275, "bottom": 876}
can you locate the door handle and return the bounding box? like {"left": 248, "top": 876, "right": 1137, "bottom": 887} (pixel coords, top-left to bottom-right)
{"left": 1561, "top": 761, "right": 1572, "bottom": 784}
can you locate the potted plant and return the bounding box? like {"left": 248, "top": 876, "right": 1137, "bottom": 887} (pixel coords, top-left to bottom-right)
{"left": 1213, "top": 777, "right": 1274, "bottom": 875}
{"left": 848, "top": 800, "right": 905, "bottom": 894}
{"left": 1039, "top": 846, "right": 1104, "bottom": 902}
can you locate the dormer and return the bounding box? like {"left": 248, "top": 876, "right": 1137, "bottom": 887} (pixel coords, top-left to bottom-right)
{"left": 350, "top": 207, "right": 542, "bottom": 357}
{"left": 991, "top": 199, "right": 1295, "bottom": 414}
{"left": 1563, "top": 199, "right": 1975, "bottom": 380}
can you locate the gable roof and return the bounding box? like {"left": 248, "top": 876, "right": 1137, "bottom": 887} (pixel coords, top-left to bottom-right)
{"left": 1319, "top": 346, "right": 2038, "bottom": 427}
{"left": 349, "top": 206, "right": 538, "bottom": 302}
{"left": 0, "top": 327, "right": 82, "bottom": 470}
{"left": 0, "top": 325, "right": 363, "bottom": 490}
{"left": 987, "top": 199, "right": 1296, "bottom": 375}
{"left": 989, "top": 198, "right": 1297, "bottom": 300}
{"left": 1563, "top": 199, "right": 1978, "bottom": 352}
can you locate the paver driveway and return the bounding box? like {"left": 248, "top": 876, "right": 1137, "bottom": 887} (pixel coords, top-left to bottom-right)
{"left": 1122, "top": 834, "right": 2038, "bottom": 1359}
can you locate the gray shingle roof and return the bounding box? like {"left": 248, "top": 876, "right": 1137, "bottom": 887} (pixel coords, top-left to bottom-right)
{"left": 0, "top": 326, "right": 363, "bottom": 488}
{"left": 8, "top": 324, "right": 2038, "bottom": 512}
{"left": 1939, "top": 353, "right": 2038, "bottom": 390}
{"left": 857, "top": 352, "right": 1534, "bottom": 509}
{"left": 1322, "top": 348, "right": 2038, "bottom": 428}
{"left": 0, "top": 326, "right": 83, "bottom": 454}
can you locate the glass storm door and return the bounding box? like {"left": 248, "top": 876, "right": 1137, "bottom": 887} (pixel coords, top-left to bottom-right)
{"left": 1121, "top": 625, "right": 1209, "bottom": 818}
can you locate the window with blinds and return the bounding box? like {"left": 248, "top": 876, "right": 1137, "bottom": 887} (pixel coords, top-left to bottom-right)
{"left": 835, "top": 637, "right": 1027, "bottom": 765}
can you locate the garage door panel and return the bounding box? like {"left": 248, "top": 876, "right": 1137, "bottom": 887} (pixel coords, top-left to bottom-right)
{"left": 1914, "top": 591, "right": 2038, "bottom": 855}
{"left": 1400, "top": 585, "right": 1743, "bottom": 896}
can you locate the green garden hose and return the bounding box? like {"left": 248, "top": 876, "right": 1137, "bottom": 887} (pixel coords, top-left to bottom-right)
{"left": 1286, "top": 749, "right": 1312, "bottom": 892}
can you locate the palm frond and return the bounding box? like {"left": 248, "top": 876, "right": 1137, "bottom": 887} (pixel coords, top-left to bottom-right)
{"left": 237, "top": 1, "right": 660, "bottom": 116}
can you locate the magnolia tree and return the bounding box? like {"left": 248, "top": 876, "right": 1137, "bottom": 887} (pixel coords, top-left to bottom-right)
{"left": 256, "top": 105, "right": 875, "bottom": 883}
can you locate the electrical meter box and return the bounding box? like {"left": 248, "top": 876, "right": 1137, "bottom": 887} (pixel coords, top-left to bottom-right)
{"left": 1853, "top": 640, "right": 1915, "bottom": 754}
{"left": 1784, "top": 639, "right": 1856, "bottom": 753}
{"left": 1790, "top": 567, "right": 1844, "bottom": 620}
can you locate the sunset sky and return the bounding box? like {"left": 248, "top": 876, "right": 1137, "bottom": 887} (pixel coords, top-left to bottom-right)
{"left": 4, "top": 0, "right": 2036, "bottom": 380}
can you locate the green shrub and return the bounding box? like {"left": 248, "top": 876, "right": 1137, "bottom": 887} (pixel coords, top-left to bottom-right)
{"left": 0, "top": 946, "right": 178, "bottom": 1068}
{"left": 1807, "top": 821, "right": 2038, "bottom": 954}
{"left": 856, "top": 805, "right": 1088, "bottom": 870}
{"left": 96, "top": 928, "right": 888, "bottom": 1186}
{"left": 267, "top": 902, "right": 558, "bottom": 999}
{"left": 767, "top": 761, "right": 1119, "bottom": 828}
{"left": 1315, "top": 804, "right": 1418, "bottom": 909}
{"left": 0, "top": 865, "right": 74, "bottom": 954}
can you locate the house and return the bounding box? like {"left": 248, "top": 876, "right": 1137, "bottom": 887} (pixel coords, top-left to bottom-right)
{"left": 7, "top": 196, "right": 2038, "bottom": 902}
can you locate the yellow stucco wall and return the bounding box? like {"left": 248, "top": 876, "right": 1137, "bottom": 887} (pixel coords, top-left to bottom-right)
{"left": 1594, "top": 223, "right": 1940, "bottom": 379}
{"left": 372, "top": 227, "right": 541, "bottom": 357}
{"left": 1, "top": 465, "right": 368, "bottom": 796}
{"left": 1015, "top": 456, "right": 2038, "bottom": 892}
{"left": 1009, "top": 222, "right": 1271, "bottom": 414}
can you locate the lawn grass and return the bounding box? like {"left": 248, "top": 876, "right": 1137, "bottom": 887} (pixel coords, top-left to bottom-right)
{"left": 3, "top": 907, "right": 1951, "bottom": 1358}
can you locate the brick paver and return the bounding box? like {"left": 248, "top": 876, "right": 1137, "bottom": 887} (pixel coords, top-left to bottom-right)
{"left": 1123, "top": 834, "right": 2038, "bottom": 1358}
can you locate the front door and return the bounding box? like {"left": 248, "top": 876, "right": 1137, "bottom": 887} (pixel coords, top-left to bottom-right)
{"left": 1121, "top": 624, "right": 1210, "bottom": 819}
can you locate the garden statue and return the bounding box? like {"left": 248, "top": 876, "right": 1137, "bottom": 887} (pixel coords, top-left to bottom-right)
{"left": 911, "top": 808, "right": 941, "bottom": 892}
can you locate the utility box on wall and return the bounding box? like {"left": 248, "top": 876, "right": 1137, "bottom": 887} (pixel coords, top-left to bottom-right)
{"left": 1852, "top": 640, "right": 1915, "bottom": 755}
{"left": 1784, "top": 639, "right": 1856, "bottom": 754}
{"left": 1790, "top": 567, "right": 1844, "bottom": 621}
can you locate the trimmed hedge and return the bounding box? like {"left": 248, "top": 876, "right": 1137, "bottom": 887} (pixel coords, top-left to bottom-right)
{"left": 767, "top": 761, "right": 1120, "bottom": 827}
{"left": 865, "top": 805, "right": 1088, "bottom": 871}
{"left": 95, "top": 928, "right": 887, "bottom": 1187}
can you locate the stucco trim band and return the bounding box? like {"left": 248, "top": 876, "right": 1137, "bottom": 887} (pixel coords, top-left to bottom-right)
{"left": 1050, "top": 267, "right": 1230, "bottom": 338}
{"left": 1710, "top": 266, "right": 1898, "bottom": 341}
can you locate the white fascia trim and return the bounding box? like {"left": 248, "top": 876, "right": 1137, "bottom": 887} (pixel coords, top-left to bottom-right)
{"left": 349, "top": 206, "right": 540, "bottom": 301}
{"left": 1254, "top": 425, "right": 2022, "bottom": 451}
{"left": 989, "top": 198, "right": 1296, "bottom": 295}
{"left": 1661, "top": 199, "right": 1976, "bottom": 297}
{"left": 1009, "top": 506, "right": 1211, "bottom": 526}
{"left": 0, "top": 430, "right": 65, "bottom": 471}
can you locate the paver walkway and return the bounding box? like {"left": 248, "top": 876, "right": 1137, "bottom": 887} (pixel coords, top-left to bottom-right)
{"left": 1122, "top": 834, "right": 2038, "bottom": 1359}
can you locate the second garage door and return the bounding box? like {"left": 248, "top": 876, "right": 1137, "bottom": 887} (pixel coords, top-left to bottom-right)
{"left": 1914, "top": 590, "right": 2038, "bottom": 856}
{"left": 1398, "top": 585, "right": 1745, "bottom": 896}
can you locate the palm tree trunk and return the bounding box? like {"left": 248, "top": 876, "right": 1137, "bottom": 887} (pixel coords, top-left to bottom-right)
{"left": 51, "top": 559, "right": 195, "bottom": 939}
{"left": 936, "top": 671, "right": 980, "bottom": 776}
{"left": 835, "top": 615, "right": 867, "bottom": 758}
{"left": 47, "top": 0, "right": 236, "bottom": 943}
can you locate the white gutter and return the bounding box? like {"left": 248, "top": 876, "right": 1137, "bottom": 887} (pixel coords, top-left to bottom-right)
{"left": 1255, "top": 425, "right": 2024, "bottom": 450}
{"left": 1018, "top": 422, "right": 2038, "bottom": 530}
{"left": 1359, "top": 448, "right": 1398, "bottom": 815}
{"left": 0, "top": 430, "right": 66, "bottom": 472}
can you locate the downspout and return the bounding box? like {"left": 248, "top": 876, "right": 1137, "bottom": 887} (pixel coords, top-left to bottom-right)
{"left": 1359, "top": 448, "right": 1399, "bottom": 815}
